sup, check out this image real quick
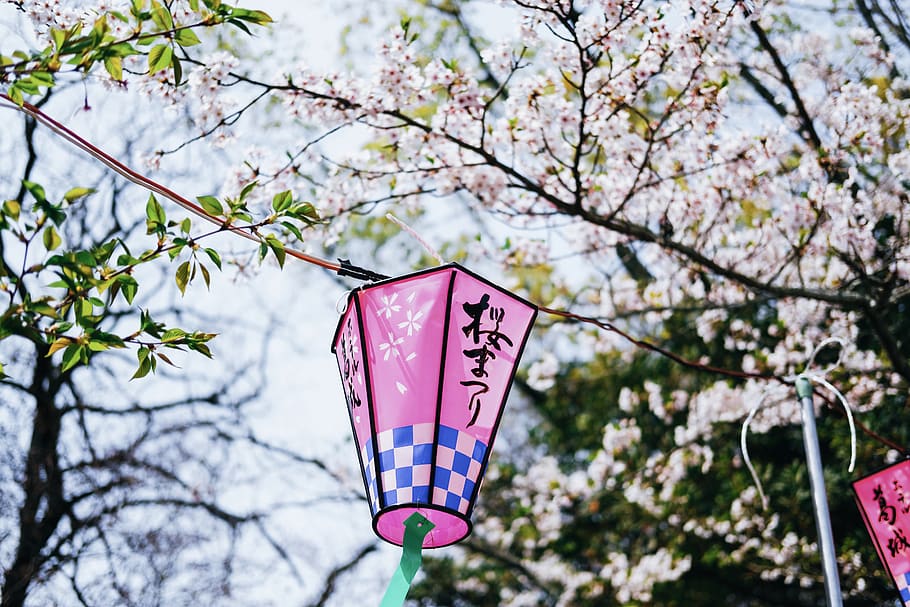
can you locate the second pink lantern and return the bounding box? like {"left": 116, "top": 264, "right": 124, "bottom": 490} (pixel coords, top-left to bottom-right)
{"left": 332, "top": 264, "right": 537, "bottom": 548}
{"left": 854, "top": 459, "right": 910, "bottom": 605}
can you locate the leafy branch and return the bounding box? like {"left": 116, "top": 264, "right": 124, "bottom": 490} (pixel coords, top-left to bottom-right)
{"left": 0, "top": 164, "right": 320, "bottom": 379}
{"left": 0, "top": 0, "right": 273, "bottom": 104}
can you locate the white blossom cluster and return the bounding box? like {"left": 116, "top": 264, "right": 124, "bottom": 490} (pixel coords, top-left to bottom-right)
{"left": 600, "top": 548, "right": 692, "bottom": 603}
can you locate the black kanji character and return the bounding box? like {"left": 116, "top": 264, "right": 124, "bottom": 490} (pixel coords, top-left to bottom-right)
{"left": 462, "top": 294, "right": 491, "bottom": 344}
{"left": 461, "top": 380, "right": 489, "bottom": 428}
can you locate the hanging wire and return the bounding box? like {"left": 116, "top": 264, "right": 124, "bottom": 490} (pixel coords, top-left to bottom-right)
{"left": 740, "top": 338, "right": 857, "bottom": 509}
{"left": 539, "top": 305, "right": 778, "bottom": 382}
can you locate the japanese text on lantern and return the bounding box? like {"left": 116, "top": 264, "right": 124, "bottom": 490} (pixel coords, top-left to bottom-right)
{"left": 459, "top": 293, "right": 513, "bottom": 427}
{"left": 340, "top": 318, "right": 362, "bottom": 411}
{"left": 875, "top": 480, "right": 910, "bottom": 558}
{"left": 864, "top": 477, "right": 910, "bottom": 559}
{"left": 854, "top": 460, "right": 910, "bottom": 603}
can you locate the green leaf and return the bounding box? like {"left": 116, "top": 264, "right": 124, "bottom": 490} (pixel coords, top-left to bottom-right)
{"left": 97, "top": 277, "right": 116, "bottom": 295}
{"left": 42, "top": 200, "right": 67, "bottom": 227}
{"left": 150, "top": 2, "right": 175, "bottom": 30}
{"left": 3, "top": 199, "right": 20, "bottom": 220}
{"left": 199, "top": 262, "right": 211, "bottom": 289}
{"left": 42, "top": 226, "right": 62, "bottom": 251}
{"left": 231, "top": 210, "right": 253, "bottom": 223}
{"left": 238, "top": 181, "right": 258, "bottom": 201}
{"left": 145, "top": 194, "right": 166, "bottom": 235}
{"left": 227, "top": 18, "right": 252, "bottom": 34}
{"left": 280, "top": 220, "right": 303, "bottom": 241}
{"left": 30, "top": 302, "right": 58, "bottom": 317}
{"left": 167, "top": 243, "right": 185, "bottom": 260}
{"left": 290, "top": 202, "right": 321, "bottom": 224}
{"left": 7, "top": 84, "right": 23, "bottom": 107}
{"left": 171, "top": 53, "right": 182, "bottom": 85}
{"left": 132, "top": 356, "right": 153, "bottom": 379}
{"left": 16, "top": 78, "right": 40, "bottom": 95}
{"left": 77, "top": 298, "right": 93, "bottom": 318}
{"left": 60, "top": 343, "right": 84, "bottom": 372}
{"left": 30, "top": 71, "right": 55, "bottom": 86}
{"left": 89, "top": 14, "right": 110, "bottom": 43}
{"left": 22, "top": 180, "right": 47, "bottom": 203}
{"left": 132, "top": 346, "right": 154, "bottom": 379}
{"left": 92, "top": 239, "right": 119, "bottom": 264}
{"left": 63, "top": 187, "right": 95, "bottom": 202}
{"left": 197, "top": 195, "right": 223, "bottom": 216}
{"left": 175, "top": 260, "right": 190, "bottom": 294}
{"left": 292, "top": 202, "right": 320, "bottom": 219}
{"left": 147, "top": 44, "right": 173, "bottom": 73}
{"left": 87, "top": 340, "right": 109, "bottom": 352}
{"left": 137, "top": 345, "right": 151, "bottom": 364}
{"left": 174, "top": 28, "right": 201, "bottom": 47}
{"left": 117, "top": 274, "right": 139, "bottom": 304}
{"left": 265, "top": 235, "right": 286, "bottom": 268}
{"left": 105, "top": 42, "right": 139, "bottom": 58}
{"left": 89, "top": 330, "right": 125, "bottom": 348}
{"left": 102, "top": 55, "right": 123, "bottom": 81}
{"left": 139, "top": 312, "right": 164, "bottom": 338}
{"left": 50, "top": 28, "right": 67, "bottom": 50}
{"left": 74, "top": 251, "right": 95, "bottom": 268}
{"left": 161, "top": 328, "right": 187, "bottom": 343}
{"left": 271, "top": 190, "right": 293, "bottom": 212}
{"left": 190, "top": 341, "right": 213, "bottom": 358}
{"left": 229, "top": 8, "right": 273, "bottom": 25}
{"left": 203, "top": 247, "right": 222, "bottom": 270}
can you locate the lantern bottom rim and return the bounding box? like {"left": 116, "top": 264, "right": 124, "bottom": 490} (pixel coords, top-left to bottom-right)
{"left": 373, "top": 503, "right": 473, "bottom": 548}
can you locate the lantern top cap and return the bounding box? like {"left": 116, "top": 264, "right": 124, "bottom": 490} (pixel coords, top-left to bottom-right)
{"left": 330, "top": 262, "right": 538, "bottom": 352}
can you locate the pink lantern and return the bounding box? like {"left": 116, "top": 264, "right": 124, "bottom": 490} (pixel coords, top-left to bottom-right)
{"left": 853, "top": 459, "right": 910, "bottom": 605}
{"left": 331, "top": 264, "right": 537, "bottom": 548}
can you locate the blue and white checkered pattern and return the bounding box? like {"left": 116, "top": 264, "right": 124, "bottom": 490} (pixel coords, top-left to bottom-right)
{"left": 898, "top": 570, "right": 910, "bottom": 604}
{"left": 432, "top": 425, "right": 487, "bottom": 514}
{"left": 359, "top": 423, "right": 488, "bottom": 516}
{"left": 361, "top": 439, "right": 380, "bottom": 514}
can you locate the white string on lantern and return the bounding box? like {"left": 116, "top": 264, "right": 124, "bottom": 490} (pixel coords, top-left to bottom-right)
{"left": 740, "top": 337, "right": 857, "bottom": 510}
{"left": 335, "top": 289, "right": 354, "bottom": 314}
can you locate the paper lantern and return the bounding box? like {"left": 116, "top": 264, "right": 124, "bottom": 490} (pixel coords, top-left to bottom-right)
{"left": 853, "top": 458, "right": 910, "bottom": 605}
{"left": 331, "top": 263, "right": 537, "bottom": 547}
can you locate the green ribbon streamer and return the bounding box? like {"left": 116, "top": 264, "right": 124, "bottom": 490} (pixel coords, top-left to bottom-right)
{"left": 380, "top": 512, "right": 435, "bottom": 607}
